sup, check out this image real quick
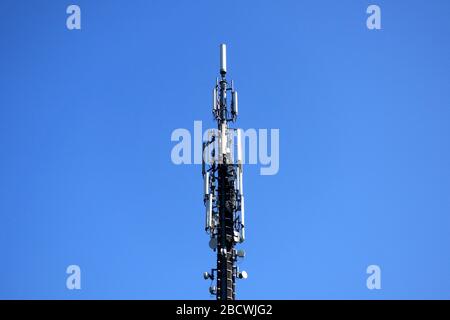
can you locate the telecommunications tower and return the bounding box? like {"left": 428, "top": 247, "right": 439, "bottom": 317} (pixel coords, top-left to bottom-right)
{"left": 202, "top": 44, "right": 247, "bottom": 300}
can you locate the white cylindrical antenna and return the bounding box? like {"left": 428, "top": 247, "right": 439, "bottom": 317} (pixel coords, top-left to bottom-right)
{"left": 236, "top": 129, "right": 243, "bottom": 165}
{"left": 220, "top": 44, "right": 227, "bottom": 75}
{"left": 239, "top": 169, "right": 244, "bottom": 196}
{"left": 205, "top": 194, "right": 213, "bottom": 231}
{"left": 204, "top": 171, "right": 210, "bottom": 196}
{"left": 205, "top": 201, "right": 209, "bottom": 231}
{"left": 212, "top": 87, "right": 217, "bottom": 111}
{"left": 232, "top": 91, "right": 238, "bottom": 116}
{"left": 220, "top": 123, "right": 227, "bottom": 156}
{"left": 235, "top": 166, "right": 240, "bottom": 192}
{"left": 240, "top": 196, "right": 245, "bottom": 242}
{"left": 208, "top": 195, "right": 213, "bottom": 229}
{"left": 218, "top": 130, "right": 222, "bottom": 157}
{"left": 201, "top": 142, "right": 206, "bottom": 175}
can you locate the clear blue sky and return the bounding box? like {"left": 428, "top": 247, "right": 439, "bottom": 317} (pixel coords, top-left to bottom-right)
{"left": 1, "top": 0, "right": 450, "bottom": 299}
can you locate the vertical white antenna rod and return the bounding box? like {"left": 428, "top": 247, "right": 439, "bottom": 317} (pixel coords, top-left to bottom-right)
{"left": 220, "top": 44, "right": 227, "bottom": 75}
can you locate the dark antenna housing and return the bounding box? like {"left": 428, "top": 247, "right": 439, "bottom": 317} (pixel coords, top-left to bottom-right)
{"left": 202, "top": 44, "right": 246, "bottom": 300}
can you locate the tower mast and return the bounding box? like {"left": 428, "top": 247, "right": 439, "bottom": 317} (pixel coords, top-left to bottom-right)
{"left": 202, "top": 44, "right": 247, "bottom": 300}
